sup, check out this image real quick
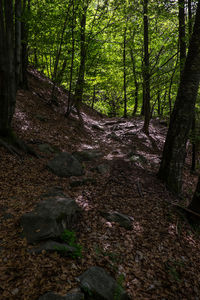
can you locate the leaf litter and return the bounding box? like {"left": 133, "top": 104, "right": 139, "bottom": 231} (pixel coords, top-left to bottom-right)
{"left": 0, "top": 68, "right": 200, "bottom": 299}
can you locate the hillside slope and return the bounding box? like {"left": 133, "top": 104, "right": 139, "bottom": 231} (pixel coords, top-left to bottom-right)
{"left": 0, "top": 69, "right": 199, "bottom": 300}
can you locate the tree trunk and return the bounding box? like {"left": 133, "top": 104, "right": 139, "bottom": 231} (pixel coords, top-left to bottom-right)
{"left": 66, "top": 0, "right": 75, "bottom": 117}
{"left": 74, "top": 2, "right": 88, "bottom": 119}
{"left": 123, "top": 22, "right": 127, "bottom": 118}
{"left": 15, "top": 0, "right": 22, "bottom": 87}
{"left": 142, "top": 0, "right": 151, "bottom": 134}
{"left": 158, "top": 0, "right": 200, "bottom": 194}
{"left": 20, "top": 0, "right": 30, "bottom": 90}
{"left": 188, "top": 175, "right": 200, "bottom": 224}
{"left": 0, "top": 0, "right": 16, "bottom": 137}
{"left": 178, "top": 0, "right": 186, "bottom": 74}
{"left": 130, "top": 48, "right": 139, "bottom": 116}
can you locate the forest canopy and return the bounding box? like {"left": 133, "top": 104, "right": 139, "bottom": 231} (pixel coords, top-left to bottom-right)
{"left": 27, "top": 0, "right": 199, "bottom": 117}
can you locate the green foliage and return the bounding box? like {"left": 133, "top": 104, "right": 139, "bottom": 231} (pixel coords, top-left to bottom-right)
{"left": 114, "top": 273, "right": 125, "bottom": 300}
{"left": 60, "top": 229, "right": 83, "bottom": 259}
{"left": 165, "top": 259, "right": 185, "bottom": 282}
{"left": 28, "top": 0, "right": 198, "bottom": 117}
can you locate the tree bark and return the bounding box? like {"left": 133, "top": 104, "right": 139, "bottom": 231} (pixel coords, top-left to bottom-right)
{"left": 123, "top": 22, "right": 127, "bottom": 118}
{"left": 158, "top": 0, "right": 200, "bottom": 194}
{"left": 130, "top": 48, "right": 139, "bottom": 116}
{"left": 142, "top": 0, "right": 151, "bottom": 134}
{"left": 178, "top": 0, "right": 186, "bottom": 74}
{"left": 0, "top": 0, "right": 16, "bottom": 137}
{"left": 74, "top": 2, "right": 88, "bottom": 119}
{"left": 188, "top": 175, "right": 200, "bottom": 224}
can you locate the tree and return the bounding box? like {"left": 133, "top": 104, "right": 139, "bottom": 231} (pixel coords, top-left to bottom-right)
{"left": 0, "top": 0, "right": 18, "bottom": 138}
{"left": 158, "top": 0, "right": 200, "bottom": 194}
{"left": 142, "top": 0, "right": 151, "bottom": 134}
{"left": 0, "top": 0, "right": 36, "bottom": 156}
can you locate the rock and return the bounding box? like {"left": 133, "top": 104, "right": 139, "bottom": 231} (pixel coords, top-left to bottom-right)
{"left": 78, "top": 266, "right": 130, "bottom": 300}
{"left": 21, "top": 196, "right": 81, "bottom": 243}
{"left": 127, "top": 152, "right": 147, "bottom": 165}
{"left": 69, "top": 177, "right": 96, "bottom": 187}
{"left": 100, "top": 211, "right": 133, "bottom": 230}
{"left": 96, "top": 164, "right": 110, "bottom": 174}
{"left": 38, "top": 292, "right": 84, "bottom": 300}
{"left": 38, "top": 143, "right": 56, "bottom": 154}
{"left": 47, "top": 152, "right": 84, "bottom": 177}
{"left": 73, "top": 150, "right": 103, "bottom": 162}
{"left": 29, "top": 240, "right": 76, "bottom": 256}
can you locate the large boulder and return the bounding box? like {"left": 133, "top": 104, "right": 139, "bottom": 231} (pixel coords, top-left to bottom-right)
{"left": 73, "top": 150, "right": 103, "bottom": 162}
{"left": 47, "top": 152, "right": 84, "bottom": 177}
{"left": 78, "top": 266, "right": 130, "bottom": 300}
{"left": 100, "top": 211, "right": 133, "bottom": 230}
{"left": 38, "top": 292, "right": 84, "bottom": 300}
{"left": 21, "top": 196, "right": 81, "bottom": 243}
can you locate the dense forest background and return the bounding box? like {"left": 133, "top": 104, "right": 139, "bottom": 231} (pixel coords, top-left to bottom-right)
{"left": 26, "top": 0, "right": 198, "bottom": 117}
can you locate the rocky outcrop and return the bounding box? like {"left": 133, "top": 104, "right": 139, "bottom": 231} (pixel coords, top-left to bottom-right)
{"left": 47, "top": 152, "right": 84, "bottom": 177}
{"left": 78, "top": 266, "right": 130, "bottom": 300}
{"left": 21, "top": 195, "right": 81, "bottom": 243}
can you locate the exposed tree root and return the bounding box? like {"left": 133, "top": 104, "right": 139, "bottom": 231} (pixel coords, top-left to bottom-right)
{"left": 0, "top": 136, "right": 39, "bottom": 158}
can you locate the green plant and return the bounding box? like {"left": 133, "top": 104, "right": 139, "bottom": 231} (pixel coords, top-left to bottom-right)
{"left": 165, "top": 260, "right": 184, "bottom": 282}
{"left": 114, "top": 273, "right": 125, "bottom": 300}
{"left": 60, "top": 229, "right": 83, "bottom": 259}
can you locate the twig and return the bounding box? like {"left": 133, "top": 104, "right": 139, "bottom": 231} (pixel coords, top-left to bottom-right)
{"left": 136, "top": 179, "right": 143, "bottom": 197}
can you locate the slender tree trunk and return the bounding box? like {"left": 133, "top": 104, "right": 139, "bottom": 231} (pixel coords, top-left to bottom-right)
{"left": 21, "top": 0, "right": 30, "bottom": 90}
{"left": 15, "top": 0, "right": 22, "bottom": 87}
{"left": 130, "top": 49, "right": 139, "bottom": 116}
{"left": 66, "top": 0, "right": 75, "bottom": 117}
{"left": 168, "top": 50, "right": 179, "bottom": 117}
{"left": 188, "top": 0, "right": 192, "bottom": 36}
{"left": 142, "top": 0, "right": 151, "bottom": 134}
{"left": 178, "top": 0, "right": 186, "bottom": 74}
{"left": 50, "top": 1, "right": 72, "bottom": 104}
{"left": 123, "top": 23, "right": 127, "bottom": 118}
{"left": 91, "top": 85, "right": 96, "bottom": 109}
{"left": 158, "top": 0, "right": 200, "bottom": 194}
{"left": 74, "top": 3, "right": 88, "bottom": 119}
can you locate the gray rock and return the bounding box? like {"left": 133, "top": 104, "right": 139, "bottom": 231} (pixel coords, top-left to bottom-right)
{"left": 127, "top": 152, "right": 147, "bottom": 164}
{"left": 38, "top": 143, "right": 55, "bottom": 154}
{"left": 78, "top": 266, "right": 130, "bottom": 300}
{"left": 47, "top": 152, "right": 84, "bottom": 177}
{"left": 100, "top": 211, "right": 133, "bottom": 230}
{"left": 73, "top": 150, "right": 103, "bottom": 162}
{"left": 29, "top": 240, "right": 76, "bottom": 256}
{"left": 21, "top": 196, "right": 81, "bottom": 243}
{"left": 96, "top": 164, "right": 110, "bottom": 174}
{"left": 38, "top": 292, "right": 84, "bottom": 300}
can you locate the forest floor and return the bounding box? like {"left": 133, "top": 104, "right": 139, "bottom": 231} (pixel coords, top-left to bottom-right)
{"left": 0, "top": 68, "right": 200, "bottom": 300}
